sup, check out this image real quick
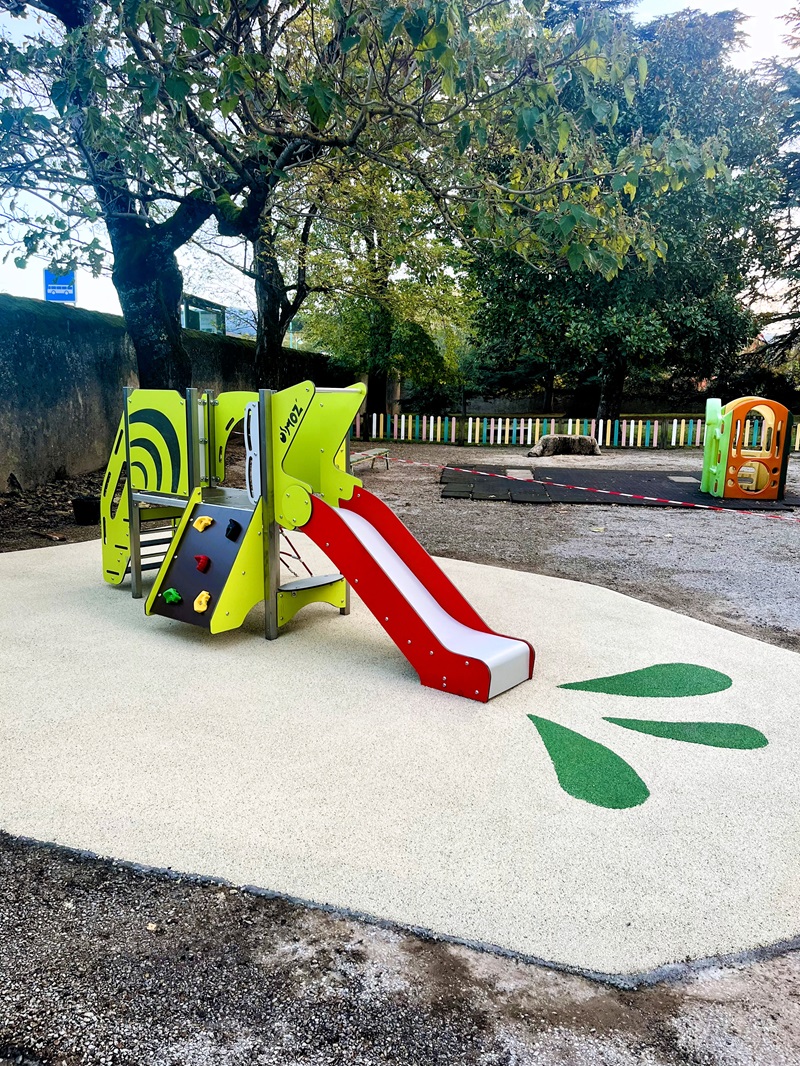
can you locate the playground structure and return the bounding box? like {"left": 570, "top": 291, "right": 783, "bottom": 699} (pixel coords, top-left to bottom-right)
{"left": 101, "top": 383, "right": 534, "bottom": 702}
{"left": 701, "top": 396, "right": 794, "bottom": 502}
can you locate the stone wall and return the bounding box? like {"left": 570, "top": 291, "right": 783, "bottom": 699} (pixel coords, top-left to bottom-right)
{"left": 0, "top": 294, "right": 354, "bottom": 488}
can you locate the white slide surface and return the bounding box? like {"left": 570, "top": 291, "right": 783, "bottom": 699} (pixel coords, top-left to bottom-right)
{"left": 338, "top": 509, "right": 531, "bottom": 698}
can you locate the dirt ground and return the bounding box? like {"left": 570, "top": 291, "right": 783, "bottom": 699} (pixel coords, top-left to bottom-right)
{"left": 2, "top": 443, "right": 800, "bottom": 1065}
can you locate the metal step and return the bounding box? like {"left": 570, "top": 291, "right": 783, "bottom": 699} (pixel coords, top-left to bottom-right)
{"left": 279, "top": 573, "right": 344, "bottom": 593}
{"left": 126, "top": 559, "right": 166, "bottom": 574}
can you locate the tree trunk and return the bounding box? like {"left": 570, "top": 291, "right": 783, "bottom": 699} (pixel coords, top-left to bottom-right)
{"left": 253, "top": 293, "right": 288, "bottom": 390}
{"left": 108, "top": 225, "right": 192, "bottom": 392}
{"left": 386, "top": 371, "right": 401, "bottom": 416}
{"left": 252, "top": 232, "right": 293, "bottom": 390}
{"left": 543, "top": 365, "right": 555, "bottom": 413}
{"left": 366, "top": 368, "right": 389, "bottom": 422}
{"left": 365, "top": 299, "right": 393, "bottom": 420}
{"left": 596, "top": 354, "right": 628, "bottom": 423}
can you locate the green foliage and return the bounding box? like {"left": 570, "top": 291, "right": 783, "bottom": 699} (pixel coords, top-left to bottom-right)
{"left": 1, "top": 0, "right": 717, "bottom": 281}
{"left": 0, "top": 0, "right": 741, "bottom": 392}
{"left": 763, "top": 6, "right": 800, "bottom": 357}
{"left": 469, "top": 9, "right": 781, "bottom": 419}
{"left": 305, "top": 296, "right": 446, "bottom": 392}
{"left": 387, "top": 321, "right": 442, "bottom": 388}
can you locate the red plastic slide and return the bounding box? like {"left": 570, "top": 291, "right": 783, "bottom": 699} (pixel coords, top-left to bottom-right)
{"left": 300, "top": 488, "right": 534, "bottom": 702}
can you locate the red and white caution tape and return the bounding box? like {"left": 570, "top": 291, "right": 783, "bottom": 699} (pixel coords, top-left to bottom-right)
{"left": 385, "top": 457, "right": 800, "bottom": 526}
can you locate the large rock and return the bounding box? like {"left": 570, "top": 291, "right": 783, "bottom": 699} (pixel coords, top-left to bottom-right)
{"left": 527, "top": 433, "right": 601, "bottom": 458}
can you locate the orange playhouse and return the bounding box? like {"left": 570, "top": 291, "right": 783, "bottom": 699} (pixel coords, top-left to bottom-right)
{"left": 701, "top": 396, "right": 794, "bottom": 502}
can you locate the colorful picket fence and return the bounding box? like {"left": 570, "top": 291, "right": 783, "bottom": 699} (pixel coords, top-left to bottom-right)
{"left": 350, "top": 413, "right": 800, "bottom": 451}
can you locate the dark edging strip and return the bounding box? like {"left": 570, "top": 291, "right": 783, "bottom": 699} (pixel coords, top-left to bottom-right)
{"left": 3, "top": 829, "right": 799, "bottom": 991}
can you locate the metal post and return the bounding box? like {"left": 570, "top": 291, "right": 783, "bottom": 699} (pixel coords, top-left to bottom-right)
{"left": 185, "top": 387, "right": 200, "bottom": 490}
{"left": 123, "top": 386, "right": 143, "bottom": 599}
{"left": 259, "top": 389, "right": 280, "bottom": 640}
{"left": 204, "top": 390, "right": 217, "bottom": 488}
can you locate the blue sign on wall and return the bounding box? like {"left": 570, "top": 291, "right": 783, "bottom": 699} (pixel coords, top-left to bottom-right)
{"left": 44, "top": 269, "right": 76, "bottom": 303}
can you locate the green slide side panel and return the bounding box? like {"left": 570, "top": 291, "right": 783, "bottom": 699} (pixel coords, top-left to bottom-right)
{"left": 277, "top": 578, "right": 347, "bottom": 627}
{"left": 210, "top": 498, "right": 266, "bottom": 634}
{"left": 711, "top": 410, "right": 734, "bottom": 497}
{"left": 145, "top": 486, "right": 203, "bottom": 614}
{"left": 213, "top": 391, "right": 258, "bottom": 485}
{"left": 700, "top": 398, "right": 722, "bottom": 495}
{"left": 126, "top": 389, "right": 189, "bottom": 496}
{"left": 701, "top": 398, "right": 733, "bottom": 498}
{"left": 101, "top": 415, "right": 130, "bottom": 585}
{"left": 274, "top": 381, "right": 365, "bottom": 523}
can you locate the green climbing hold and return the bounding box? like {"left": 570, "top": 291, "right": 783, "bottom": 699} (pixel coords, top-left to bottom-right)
{"left": 528, "top": 715, "right": 650, "bottom": 810}
{"left": 162, "top": 588, "right": 182, "bottom": 604}
{"left": 559, "top": 663, "right": 732, "bottom": 698}
{"left": 604, "top": 718, "right": 767, "bottom": 749}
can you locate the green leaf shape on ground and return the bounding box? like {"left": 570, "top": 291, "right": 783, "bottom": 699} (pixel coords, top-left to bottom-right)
{"left": 559, "top": 663, "right": 732, "bottom": 698}
{"left": 528, "top": 716, "right": 650, "bottom": 809}
{"left": 604, "top": 719, "right": 768, "bottom": 749}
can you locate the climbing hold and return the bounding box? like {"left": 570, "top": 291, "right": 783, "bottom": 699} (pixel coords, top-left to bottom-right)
{"left": 162, "top": 588, "right": 182, "bottom": 605}
{"left": 225, "top": 518, "right": 242, "bottom": 542}
{"left": 193, "top": 515, "right": 213, "bottom": 532}
{"left": 194, "top": 554, "right": 211, "bottom": 573}
{"left": 193, "top": 590, "right": 211, "bottom": 614}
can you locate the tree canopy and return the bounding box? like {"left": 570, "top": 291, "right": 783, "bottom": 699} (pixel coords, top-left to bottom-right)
{"left": 470, "top": 9, "right": 782, "bottom": 420}
{"left": 0, "top": 0, "right": 715, "bottom": 387}
{"left": 763, "top": 5, "right": 800, "bottom": 361}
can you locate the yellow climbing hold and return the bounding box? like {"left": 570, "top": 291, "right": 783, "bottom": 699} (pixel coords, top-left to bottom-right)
{"left": 193, "top": 590, "right": 211, "bottom": 613}
{"left": 193, "top": 515, "right": 214, "bottom": 532}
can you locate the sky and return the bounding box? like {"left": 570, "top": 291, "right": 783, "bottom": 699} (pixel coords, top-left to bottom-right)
{"left": 635, "top": 0, "right": 790, "bottom": 69}
{"left": 0, "top": 0, "right": 794, "bottom": 317}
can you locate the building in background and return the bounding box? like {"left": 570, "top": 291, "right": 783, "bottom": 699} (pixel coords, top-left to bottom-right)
{"left": 181, "top": 296, "right": 306, "bottom": 349}
{"left": 180, "top": 294, "right": 226, "bottom": 334}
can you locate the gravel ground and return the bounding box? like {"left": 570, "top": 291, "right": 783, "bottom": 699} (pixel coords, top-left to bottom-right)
{"left": 2, "top": 833, "right": 800, "bottom": 1066}
{"left": 2, "top": 443, "right": 800, "bottom": 1065}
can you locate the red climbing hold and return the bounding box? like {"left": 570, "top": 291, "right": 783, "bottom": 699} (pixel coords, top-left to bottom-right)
{"left": 194, "top": 554, "right": 211, "bottom": 573}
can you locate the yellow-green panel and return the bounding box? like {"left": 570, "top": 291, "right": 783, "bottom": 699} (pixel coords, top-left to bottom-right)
{"left": 126, "top": 389, "right": 189, "bottom": 496}
{"left": 210, "top": 498, "right": 266, "bottom": 633}
{"left": 101, "top": 414, "right": 130, "bottom": 585}
{"left": 312, "top": 384, "right": 365, "bottom": 505}
{"left": 271, "top": 382, "right": 316, "bottom": 528}
{"left": 277, "top": 578, "right": 347, "bottom": 627}
{"left": 273, "top": 382, "right": 365, "bottom": 523}
{"left": 272, "top": 381, "right": 315, "bottom": 482}
{"left": 213, "top": 391, "right": 258, "bottom": 485}
{"left": 145, "top": 487, "right": 202, "bottom": 614}
{"left": 276, "top": 484, "right": 313, "bottom": 529}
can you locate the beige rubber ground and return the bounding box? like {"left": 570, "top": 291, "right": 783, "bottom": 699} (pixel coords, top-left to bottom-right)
{"left": 1, "top": 539, "right": 798, "bottom": 978}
